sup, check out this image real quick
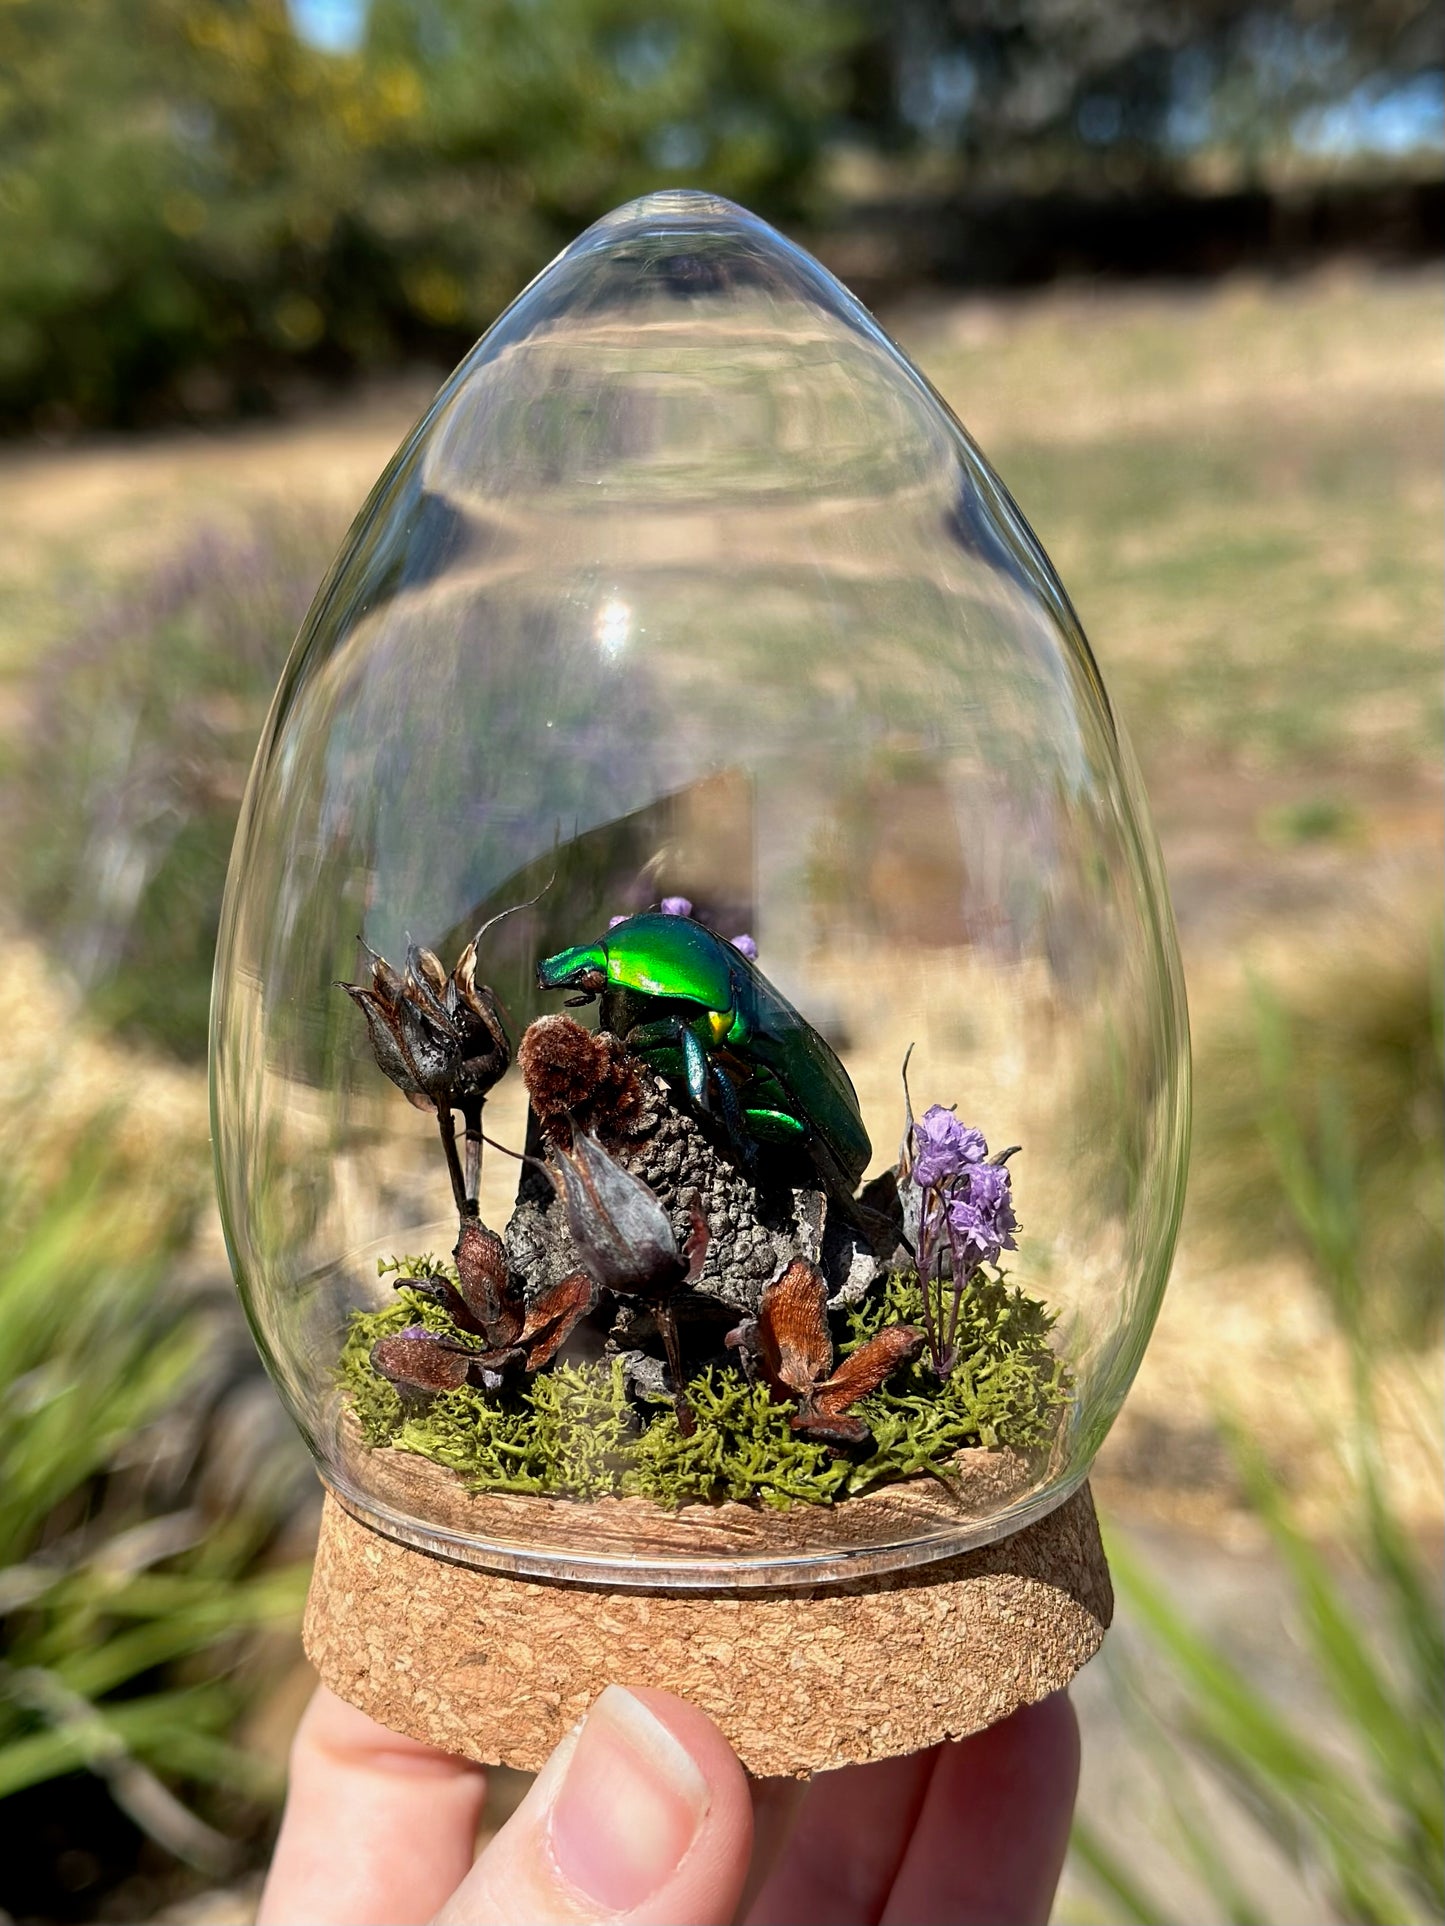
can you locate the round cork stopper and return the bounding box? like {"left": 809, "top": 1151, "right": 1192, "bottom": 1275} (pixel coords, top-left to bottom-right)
{"left": 304, "top": 1483, "right": 1112, "bottom": 1778}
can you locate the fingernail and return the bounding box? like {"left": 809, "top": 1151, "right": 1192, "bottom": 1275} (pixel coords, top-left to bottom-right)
{"left": 547, "top": 1686, "right": 711, "bottom": 1912}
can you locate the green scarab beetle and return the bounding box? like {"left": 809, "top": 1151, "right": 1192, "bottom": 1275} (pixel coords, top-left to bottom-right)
{"left": 536, "top": 912, "right": 871, "bottom": 1192}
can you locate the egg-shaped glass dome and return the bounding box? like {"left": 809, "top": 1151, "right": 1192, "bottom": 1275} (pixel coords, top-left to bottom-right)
{"left": 211, "top": 191, "right": 1189, "bottom": 1587}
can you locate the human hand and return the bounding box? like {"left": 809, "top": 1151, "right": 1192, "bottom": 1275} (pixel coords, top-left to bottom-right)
{"left": 259, "top": 1681, "right": 1078, "bottom": 1925}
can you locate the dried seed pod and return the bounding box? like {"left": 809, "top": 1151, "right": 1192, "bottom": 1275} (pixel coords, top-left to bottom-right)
{"left": 554, "top": 1130, "right": 687, "bottom": 1300}
{"left": 340, "top": 939, "right": 511, "bottom": 1113}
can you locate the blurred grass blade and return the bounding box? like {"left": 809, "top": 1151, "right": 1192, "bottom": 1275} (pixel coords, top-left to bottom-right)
{"left": 0, "top": 1663, "right": 236, "bottom": 1874}
{"left": 1105, "top": 1530, "right": 1410, "bottom": 1923}
{"left": 1070, "top": 1816, "right": 1170, "bottom": 1925}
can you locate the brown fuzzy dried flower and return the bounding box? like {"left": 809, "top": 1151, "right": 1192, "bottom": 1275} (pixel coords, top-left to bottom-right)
{"left": 518, "top": 1014, "right": 650, "bottom": 1145}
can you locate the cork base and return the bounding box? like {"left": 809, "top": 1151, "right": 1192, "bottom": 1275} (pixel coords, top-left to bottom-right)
{"left": 304, "top": 1484, "right": 1112, "bottom": 1778}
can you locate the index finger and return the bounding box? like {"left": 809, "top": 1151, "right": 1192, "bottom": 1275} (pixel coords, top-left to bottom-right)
{"left": 259, "top": 1684, "right": 489, "bottom": 1926}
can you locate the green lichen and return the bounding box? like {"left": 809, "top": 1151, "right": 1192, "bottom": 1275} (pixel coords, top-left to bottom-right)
{"left": 339, "top": 1266, "right": 1069, "bottom": 1509}
{"left": 837, "top": 1270, "right": 1069, "bottom": 1494}
{"left": 625, "top": 1372, "right": 852, "bottom": 1508}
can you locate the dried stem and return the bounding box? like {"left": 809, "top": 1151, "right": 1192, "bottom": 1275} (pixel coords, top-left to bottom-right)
{"left": 435, "top": 1104, "right": 473, "bottom": 1219}
{"left": 460, "top": 1097, "right": 483, "bottom": 1209}
{"left": 917, "top": 1181, "right": 949, "bottom": 1376}
{"left": 654, "top": 1300, "right": 695, "bottom": 1437}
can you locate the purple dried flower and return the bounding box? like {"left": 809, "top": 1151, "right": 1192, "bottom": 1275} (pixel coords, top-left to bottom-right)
{"left": 911, "top": 1106, "right": 988, "bottom": 1188}
{"left": 944, "top": 1197, "right": 997, "bottom": 1271}
{"left": 660, "top": 896, "right": 694, "bottom": 917}
{"left": 945, "top": 1162, "right": 1018, "bottom": 1271}
{"left": 965, "top": 1161, "right": 1018, "bottom": 1242}
{"left": 608, "top": 914, "right": 628, "bottom": 928}
{"left": 730, "top": 933, "right": 758, "bottom": 960}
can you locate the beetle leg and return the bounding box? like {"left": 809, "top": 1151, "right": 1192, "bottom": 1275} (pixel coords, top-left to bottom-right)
{"left": 624, "top": 1016, "right": 711, "bottom": 1104}
{"left": 742, "top": 1105, "right": 808, "bottom": 1143}
{"left": 680, "top": 1025, "right": 711, "bottom": 1109}
{"left": 624, "top": 1015, "right": 756, "bottom": 1167}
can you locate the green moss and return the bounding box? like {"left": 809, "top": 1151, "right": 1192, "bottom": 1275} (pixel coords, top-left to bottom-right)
{"left": 339, "top": 1267, "right": 1069, "bottom": 1509}
{"left": 625, "top": 1372, "right": 852, "bottom": 1508}
{"left": 839, "top": 1270, "right": 1068, "bottom": 1493}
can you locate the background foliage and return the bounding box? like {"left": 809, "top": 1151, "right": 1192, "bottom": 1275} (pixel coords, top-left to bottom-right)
{"left": 0, "top": 0, "right": 1438, "bottom": 424}
{"left": 0, "top": 2, "right": 1438, "bottom": 1917}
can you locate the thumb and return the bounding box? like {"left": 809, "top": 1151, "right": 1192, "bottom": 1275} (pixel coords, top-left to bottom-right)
{"left": 431, "top": 1685, "right": 753, "bottom": 1925}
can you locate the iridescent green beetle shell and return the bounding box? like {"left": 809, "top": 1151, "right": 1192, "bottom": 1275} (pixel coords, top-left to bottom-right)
{"left": 537, "top": 913, "right": 871, "bottom": 1190}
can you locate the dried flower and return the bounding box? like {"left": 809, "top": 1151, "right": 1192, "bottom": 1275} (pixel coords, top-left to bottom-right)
{"left": 340, "top": 934, "right": 511, "bottom": 1216}
{"left": 660, "top": 896, "right": 694, "bottom": 917}
{"left": 730, "top": 933, "right": 758, "bottom": 960}
{"left": 552, "top": 1131, "right": 707, "bottom": 1431}
{"left": 911, "top": 1105, "right": 987, "bottom": 1187}
{"left": 395, "top": 1219, "right": 596, "bottom": 1379}
{"left": 517, "top": 1013, "right": 649, "bottom": 1144}
{"left": 750, "top": 1258, "right": 923, "bottom": 1446}
{"left": 372, "top": 1255, "right": 597, "bottom": 1392}
{"left": 946, "top": 1161, "right": 1018, "bottom": 1271}
{"left": 902, "top": 1087, "right": 1024, "bottom": 1378}
{"left": 341, "top": 938, "right": 509, "bottom": 1112}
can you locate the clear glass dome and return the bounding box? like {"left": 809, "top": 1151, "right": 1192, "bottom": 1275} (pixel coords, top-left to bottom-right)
{"left": 211, "top": 191, "right": 1189, "bottom": 1588}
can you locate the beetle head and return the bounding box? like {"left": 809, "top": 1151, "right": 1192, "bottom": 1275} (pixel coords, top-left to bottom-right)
{"left": 536, "top": 940, "right": 608, "bottom": 1006}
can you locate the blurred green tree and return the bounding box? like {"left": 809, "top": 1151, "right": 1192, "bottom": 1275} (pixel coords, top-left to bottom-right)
{"left": 0, "top": 0, "right": 857, "bottom": 424}
{"left": 849, "top": 0, "right": 1442, "bottom": 185}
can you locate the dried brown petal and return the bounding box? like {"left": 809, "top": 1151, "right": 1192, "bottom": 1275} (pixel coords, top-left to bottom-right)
{"left": 408, "top": 945, "right": 449, "bottom": 998}
{"left": 371, "top": 1327, "right": 472, "bottom": 1394}
{"left": 517, "top": 1269, "right": 597, "bottom": 1371}
{"left": 340, "top": 984, "right": 432, "bottom": 1111}
{"left": 403, "top": 1273, "right": 485, "bottom": 1336}
{"left": 454, "top": 1221, "right": 524, "bottom": 1347}
{"left": 790, "top": 1404, "right": 871, "bottom": 1447}
{"left": 755, "top": 1259, "right": 833, "bottom": 1401}
{"left": 813, "top": 1324, "right": 925, "bottom": 1414}
{"left": 753, "top": 1260, "right": 921, "bottom": 1446}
